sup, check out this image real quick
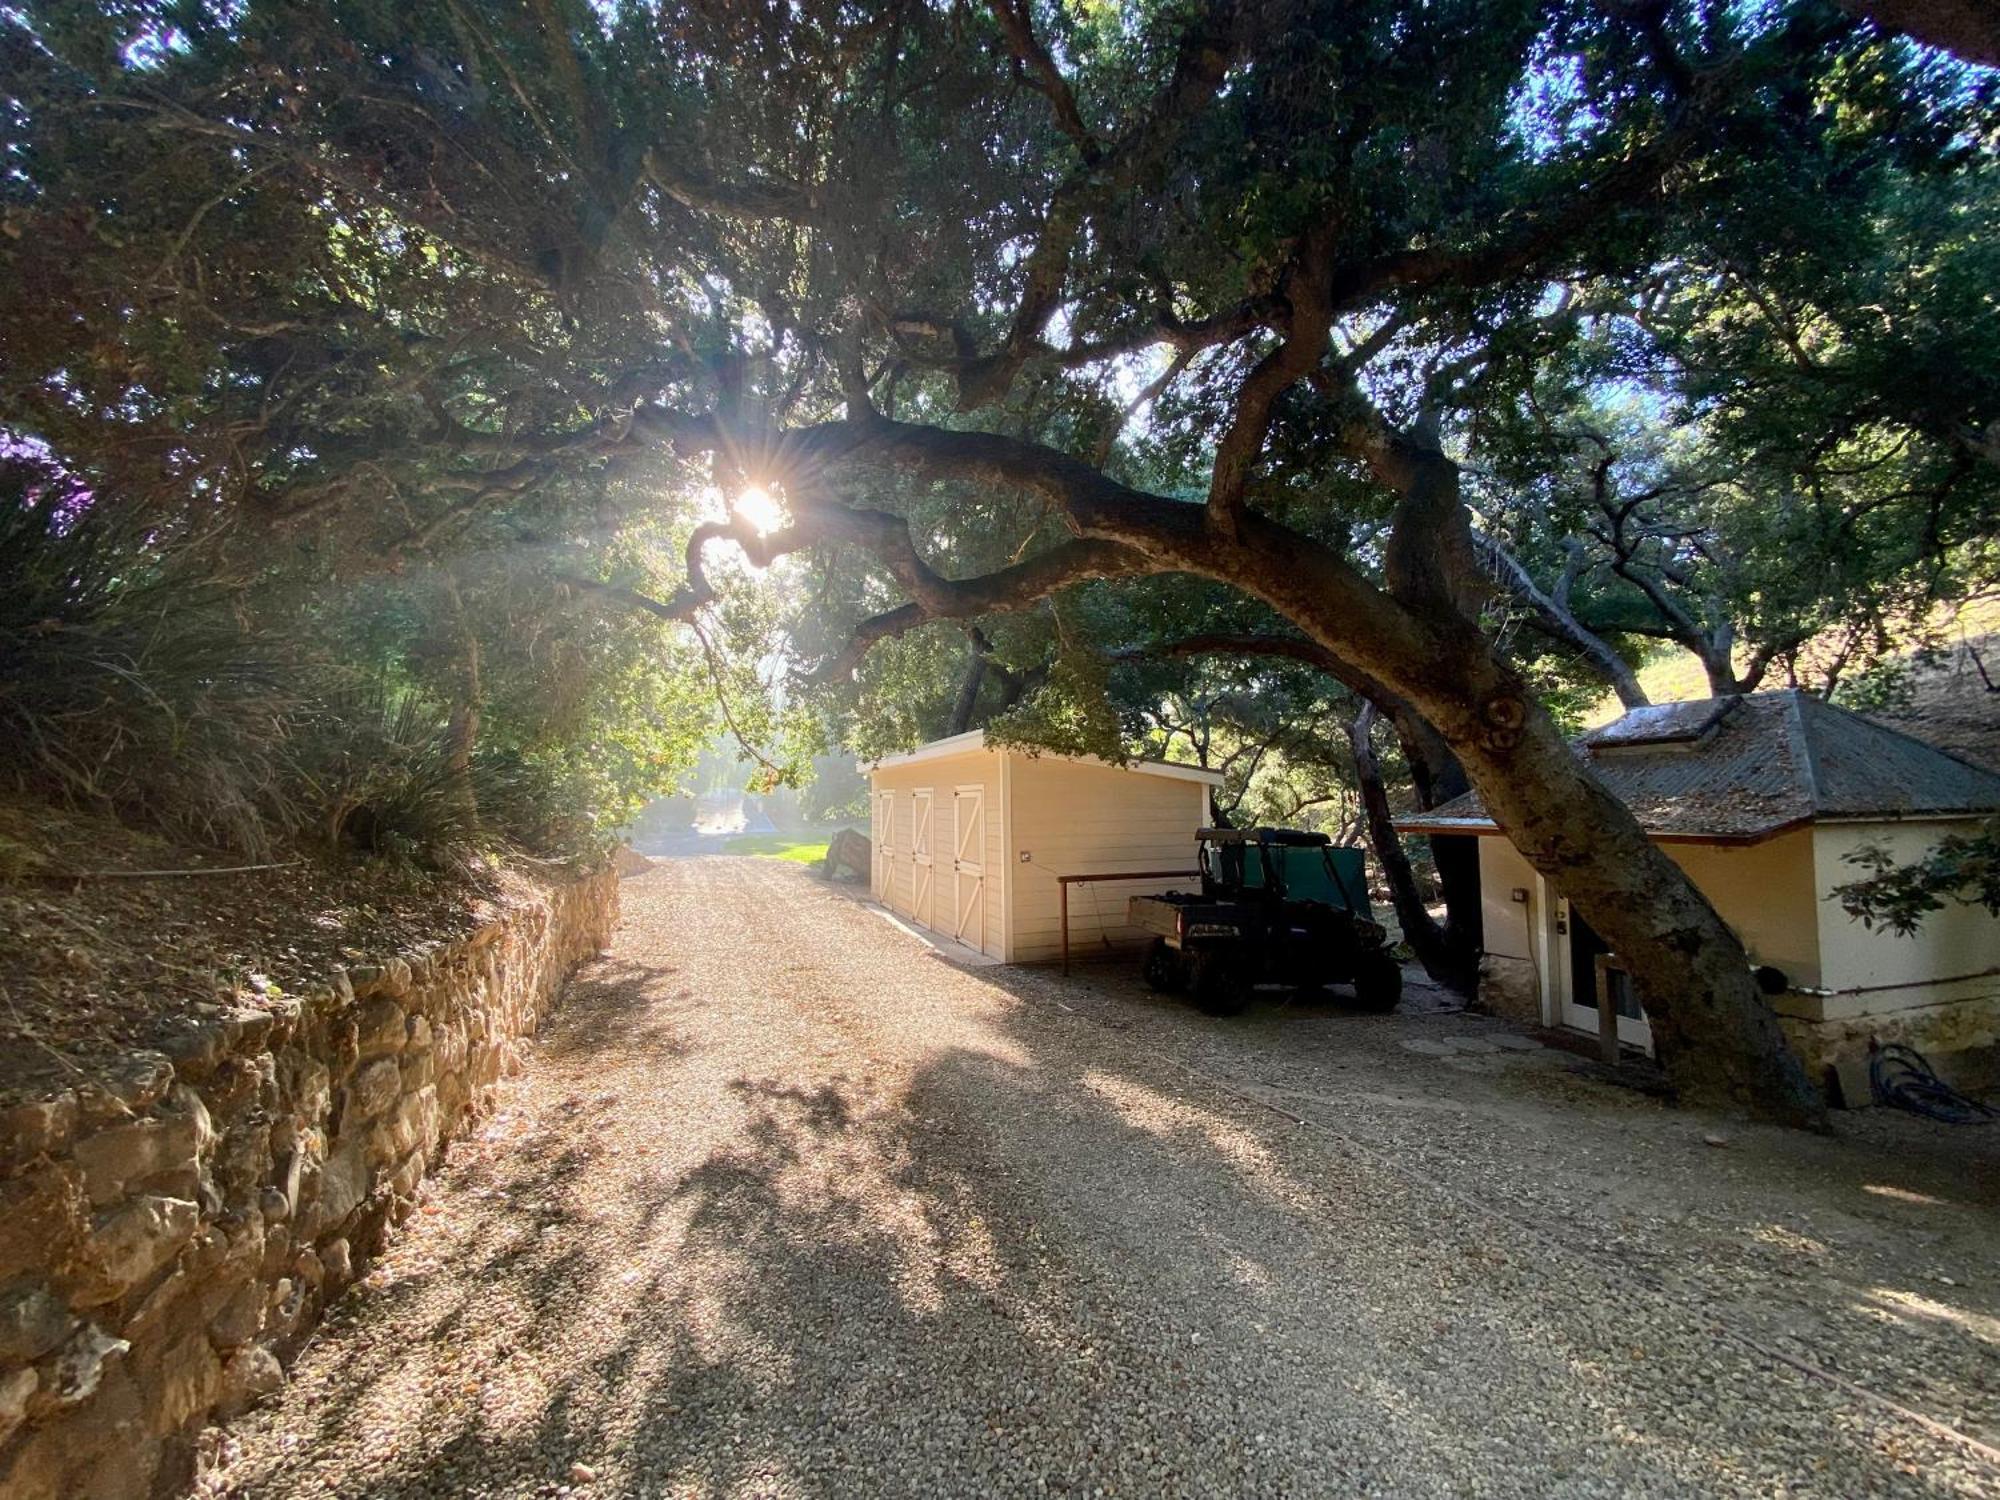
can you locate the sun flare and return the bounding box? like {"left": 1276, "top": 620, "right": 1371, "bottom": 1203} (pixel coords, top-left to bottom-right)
{"left": 733, "top": 484, "right": 787, "bottom": 536}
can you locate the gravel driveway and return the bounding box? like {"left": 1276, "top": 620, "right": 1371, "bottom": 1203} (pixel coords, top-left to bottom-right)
{"left": 203, "top": 859, "right": 2000, "bottom": 1499}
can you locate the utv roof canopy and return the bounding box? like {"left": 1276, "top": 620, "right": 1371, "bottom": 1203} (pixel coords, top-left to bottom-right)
{"left": 1196, "top": 826, "right": 1333, "bottom": 847}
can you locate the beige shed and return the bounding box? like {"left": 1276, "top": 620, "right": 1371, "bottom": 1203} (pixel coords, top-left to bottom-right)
{"left": 859, "top": 732, "right": 1223, "bottom": 964}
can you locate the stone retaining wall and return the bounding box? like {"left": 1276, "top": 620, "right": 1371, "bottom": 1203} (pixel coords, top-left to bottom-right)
{"left": 1781, "top": 990, "right": 2000, "bottom": 1105}
{"left": 0, "top": 869, "right": 618, "bottom": 1500}
{"left": 1475, "top": 953, "right": 1542, "bottom": 1027}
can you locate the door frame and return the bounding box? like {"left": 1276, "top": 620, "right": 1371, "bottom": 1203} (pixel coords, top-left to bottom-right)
{"left": 951, "top": 783, "right": 986, "bottom": 952}
{"left": 1540, "top": 880, "right": 1654, "bottom": 1053}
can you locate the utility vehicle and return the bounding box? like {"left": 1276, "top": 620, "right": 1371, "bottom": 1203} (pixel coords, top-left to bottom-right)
{"left": 1128, "top": 827, "right": 1402, "bottom": 1016}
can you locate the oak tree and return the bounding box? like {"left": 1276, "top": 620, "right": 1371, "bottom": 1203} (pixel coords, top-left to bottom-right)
{"left": 7, "top": 0, "right": 1994, "bottom": 1119}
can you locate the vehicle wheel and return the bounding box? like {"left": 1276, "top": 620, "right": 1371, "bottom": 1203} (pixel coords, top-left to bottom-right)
{"left": 1350, "top": 953, "right": 1403, "bottom": 1012}
{"left": 1190, "top": 952, "right": 1251, "bottom": 1017}
{"left": 1142, "top": 938, "right": 1183, "bottom": 993}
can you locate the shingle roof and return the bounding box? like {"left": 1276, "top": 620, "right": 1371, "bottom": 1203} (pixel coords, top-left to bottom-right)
{"left": 1397, "top": 690, "right": 2000, "bottom": 841}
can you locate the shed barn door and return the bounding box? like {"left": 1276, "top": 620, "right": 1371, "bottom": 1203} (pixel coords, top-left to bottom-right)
{"left": 910, "top": 790, "right": 935, "bottom": 929}
{"left": 952, "top": 785, "right": 986, "bottom": 950}
{"left": 871, "top": 791, "right": 894, "bottom": 902}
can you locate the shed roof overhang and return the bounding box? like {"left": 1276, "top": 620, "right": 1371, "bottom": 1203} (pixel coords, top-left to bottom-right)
{"left": 859, "top": 730, "right": 1225, "bottom": 787}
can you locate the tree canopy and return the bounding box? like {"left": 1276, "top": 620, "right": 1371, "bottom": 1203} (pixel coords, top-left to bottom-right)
{"left": 2, "top": 0, "right": 1994, "bottom": 1119}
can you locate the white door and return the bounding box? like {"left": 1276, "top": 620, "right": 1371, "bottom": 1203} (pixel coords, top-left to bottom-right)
{"left": 1555, "top": 895, "right": 1654, "bottom": 1051}
{"left": 911, "top": 790, "right": 935, "bottom": 930}
{"left": 871, "top": 791, "right": 894, "bottom": 902}
{"left": 951, "top": 785, "right": 986, "bottom": 950}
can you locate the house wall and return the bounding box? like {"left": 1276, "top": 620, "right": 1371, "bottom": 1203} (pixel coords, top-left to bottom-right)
{"left": 1793, "top": 820, "right": 2000, "bottom": 1082}
{"left": 867, "top": 750, "right": 1007, "bottom": 959}
{"left": 1663, "top": 829, "right": 1822, "bottom": 988}
{"left": 1810, "top": 820, "right": 2000, "bottom": 1002}
{"left": 1476, "top": 816, "right": 2000, "bottom": 1096}
{"left": 1475, "top": 839, "right": 1542, "bottom": 1025}
{"left": 1474, "top": 828, "right": 1822, "bottom": 1026}
{"left": 1005, "top": 756, "right": 1211, "bottom": 965}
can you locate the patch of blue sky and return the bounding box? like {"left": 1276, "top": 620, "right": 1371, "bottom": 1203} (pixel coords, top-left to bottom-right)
{"left": 1104, "top": 342, "right": 1170, "bottom": 407}
{"left": 120, "top": 19, "right": 189, "bottom": 71}
{"left": 0, "top": 428, "right": 55, "bottom": 464}
{"left": 1507, "top": 48, "right": 1599, "bottom": 162}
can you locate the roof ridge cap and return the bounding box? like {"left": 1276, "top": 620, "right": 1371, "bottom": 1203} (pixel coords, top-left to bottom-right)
{"left": 1781, "top": 692, "right": 1824, "bottom": 811}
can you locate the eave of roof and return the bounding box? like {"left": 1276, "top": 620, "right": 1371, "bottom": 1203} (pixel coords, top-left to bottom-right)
{"left": 859, "top": 731, "right": 1225, "bottom": 787}
{"left": 1391, "top": 814, "right": 1503, "bottom": 837}
{"left": 1391, "top": 813, "right": 1812, "bottom": 846}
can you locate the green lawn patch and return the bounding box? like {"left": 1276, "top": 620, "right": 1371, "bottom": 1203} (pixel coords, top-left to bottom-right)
{"left": 722, "top": 834, "right": 830, "bottom": 864}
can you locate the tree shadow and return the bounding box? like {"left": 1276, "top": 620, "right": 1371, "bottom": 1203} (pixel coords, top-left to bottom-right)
{"left": 212, "top": 882, "right": 1996, "bottom": 1498}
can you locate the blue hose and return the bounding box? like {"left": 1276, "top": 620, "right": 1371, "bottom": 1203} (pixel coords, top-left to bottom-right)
{"left": 1867, "top": 1042, "right": 1997, "bottom": 1125}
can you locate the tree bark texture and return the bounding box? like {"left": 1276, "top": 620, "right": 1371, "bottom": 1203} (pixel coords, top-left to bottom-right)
{"left": 1348, "top": 704, "right": 1479, "bottom": 994}
{"left": 442, "top": 578, "right": 483, "bottom": 830}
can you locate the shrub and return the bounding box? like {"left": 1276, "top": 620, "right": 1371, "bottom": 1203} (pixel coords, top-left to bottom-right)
{"left": 0, "top": 484, "right": 299, "bottom": 855}
{"left": 294, "top": 687, "right": 521, "bottom": 864}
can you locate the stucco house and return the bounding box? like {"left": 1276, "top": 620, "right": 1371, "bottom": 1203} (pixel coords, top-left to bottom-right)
{"left": 861, "top": 733, "right": 1222, "bottom": 964}
{"left": 1397, "top": 690, "right": 2000, "bottom": 1099}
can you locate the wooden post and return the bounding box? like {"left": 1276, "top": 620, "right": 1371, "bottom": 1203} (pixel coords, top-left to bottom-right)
{"left": 1057, "top": 871, "right": 1198, "bottom": 977}
{"left": 1594, "top": 953, "right": 1620, "bottom": 1064}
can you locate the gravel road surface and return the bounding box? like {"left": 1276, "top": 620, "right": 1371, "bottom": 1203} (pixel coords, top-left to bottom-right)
{"left": 203, "top": 858, "right": 2000, "bottom": 1499}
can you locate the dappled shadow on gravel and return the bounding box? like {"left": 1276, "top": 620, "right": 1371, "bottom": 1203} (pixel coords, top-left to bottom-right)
{"left": 201, "top": 861, "right": 2000, "bottom": 1500}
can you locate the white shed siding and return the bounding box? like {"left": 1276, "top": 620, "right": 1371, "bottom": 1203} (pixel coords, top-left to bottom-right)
{"left": 1005, "top": 755, "right": 1209, "bottom": 964}
{"left": 1477, "top": 837, "right": 1538, "bottom": 971}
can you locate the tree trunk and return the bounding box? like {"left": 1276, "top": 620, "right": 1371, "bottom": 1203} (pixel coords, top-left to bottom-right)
{"left": 1193, "top": 514, "right": 1822, "bottom": 1125}
{"left": 1698, "top": 647, "right": 1742, "bottom": 698}
{"left": 445, "top": 666, "right": 480, "bottom": 777}
{"left": 1383, "top": 705, "right": 1483, "bottom": 973}
{"left": 948, "top": 642, "right": 987, "bottom": 734}
{"left": 1418, "top": 664, "right": 1820, "bottom": 1122}
{"left": 1429, "top": 833, "right": 1482, "bottom": 956}
{"left": 695, "top": 413, "right": 1824, "bottom": 1122}
{"left": 1348, "top": 704, "right": 1478, "bottom": 994}
{"left": 442, "top": 579, "right": 482, "bottom": 828}
{"left": 1390, "top": 708, "right": 1465, "bottom": 810}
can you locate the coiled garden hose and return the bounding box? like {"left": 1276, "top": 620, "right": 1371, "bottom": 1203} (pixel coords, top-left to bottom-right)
{"left": 1867, "top": 1041, "right": 1997, "bottom": 1125}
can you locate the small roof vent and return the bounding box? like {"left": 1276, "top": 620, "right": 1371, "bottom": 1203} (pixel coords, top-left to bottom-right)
{"left": 1583, "top": 696, "right": 1742, "bottom": 750}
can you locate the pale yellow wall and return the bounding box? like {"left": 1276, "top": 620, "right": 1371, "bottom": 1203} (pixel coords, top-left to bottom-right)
{"left": 1005, "top": 756, "right": 1210, "bottom": 964}
{"left": 1811, "top": 820, "right": 2000, "bottom": 1020}
{"left": 1662, "top": 829, "right": 1821, "bottom": 989}
{"left": 1477, "top": 818, "right": 2000, "bottom": 1038}
{"left": 867, "top": 750, "right": 1007, "bottom": 958}
{"left": 1477, "top": 827, "right": 1820, "bottom": 1025}
{"left": 1478, "top": 838, "right": 1538, "bottom": 964}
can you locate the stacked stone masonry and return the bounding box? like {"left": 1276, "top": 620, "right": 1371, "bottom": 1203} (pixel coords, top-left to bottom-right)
{"left": 0, "top": 869, "right": 617, "bottom": 1500}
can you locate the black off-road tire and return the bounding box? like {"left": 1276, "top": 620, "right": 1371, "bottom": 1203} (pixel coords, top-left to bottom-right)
{"left": 1189, "top": 951, "right": 1252, "bottom": 1017}
{"left": 1350, "top": 952, "right": 1403, "bottom": 1012}
{"left": 1142, "top": 938, "right": 1184, "bottom": 993}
